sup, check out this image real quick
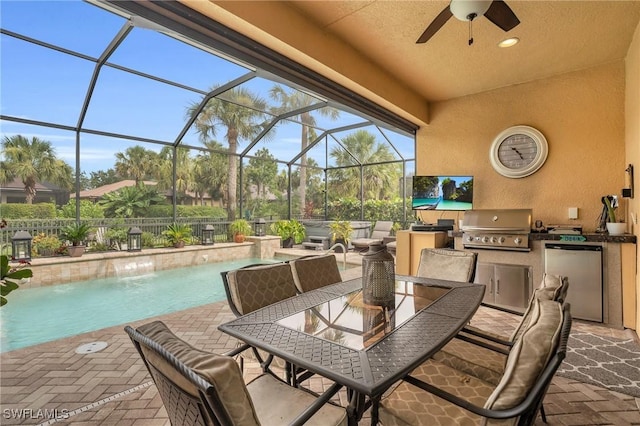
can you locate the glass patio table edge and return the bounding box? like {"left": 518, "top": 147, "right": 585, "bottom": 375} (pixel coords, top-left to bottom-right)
{"left": 218, "top": 276, "right": 485, "bottom": 422}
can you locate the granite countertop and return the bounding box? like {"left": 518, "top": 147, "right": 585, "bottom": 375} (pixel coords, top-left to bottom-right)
{"left": 450, "top": 231, "right": 636, "bottom": 244}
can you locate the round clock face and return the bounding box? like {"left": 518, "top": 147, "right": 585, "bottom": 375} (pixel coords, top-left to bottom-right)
{"left": 490, "top": 126, "right": 548, "bottom": 178}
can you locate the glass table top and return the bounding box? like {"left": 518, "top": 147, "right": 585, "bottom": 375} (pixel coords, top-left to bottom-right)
{"left": 276, "top": 280, "right": 451, "bottom": 350}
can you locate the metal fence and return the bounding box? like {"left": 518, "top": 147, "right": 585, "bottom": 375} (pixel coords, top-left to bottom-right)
{"left": 0, "top": 217, "right": 248, "bottom": 255}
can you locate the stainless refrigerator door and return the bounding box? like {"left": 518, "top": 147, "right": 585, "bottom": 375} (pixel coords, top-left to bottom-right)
{"left": 544, "top": 243, "right": 603, "bottom": 322}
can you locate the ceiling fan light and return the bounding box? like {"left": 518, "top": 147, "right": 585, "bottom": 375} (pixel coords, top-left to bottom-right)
{"left": 498, "top": 37, "right": 519, "bottom": 48}
{"left": 450, "top": 0, "right": 493, "bottom": 21}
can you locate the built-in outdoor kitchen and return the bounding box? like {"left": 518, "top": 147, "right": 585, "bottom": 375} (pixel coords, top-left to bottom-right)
{"left": 397, "top": 208, "right": 636, "bottom": 329}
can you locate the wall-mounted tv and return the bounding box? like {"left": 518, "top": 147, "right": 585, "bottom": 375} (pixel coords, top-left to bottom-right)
{"left": 412, "top": 176, "right": 474, "bottom": 211}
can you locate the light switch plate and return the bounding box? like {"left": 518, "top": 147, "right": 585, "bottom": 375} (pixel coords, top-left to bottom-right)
{"left": 568, "top": 207, "right": 578, "bottom": 219}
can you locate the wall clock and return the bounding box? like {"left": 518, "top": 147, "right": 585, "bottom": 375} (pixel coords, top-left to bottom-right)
{"left": 490, "top": 125, "right": 548, "bottom": 178}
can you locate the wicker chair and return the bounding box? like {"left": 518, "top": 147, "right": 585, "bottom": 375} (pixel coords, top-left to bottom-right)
{"left": 125, "top": 321, "right": 347, "bottom": 426}
{"left": 416, "top": 248, "right": 478, "bottom": 282}
{"left": 379, "top": 300, "right": 572, "bottom": 426}
{"left": 290, "top": 254, "right": 342, "bottom": 293}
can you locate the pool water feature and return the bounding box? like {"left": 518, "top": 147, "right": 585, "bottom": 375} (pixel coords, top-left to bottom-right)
{"left": 0, "top": 258, "right": 272, "bottom": 352}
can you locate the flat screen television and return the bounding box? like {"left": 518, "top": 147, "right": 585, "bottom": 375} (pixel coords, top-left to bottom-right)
{"left": 411, "top": 175, "right": 474, "bottom": 211}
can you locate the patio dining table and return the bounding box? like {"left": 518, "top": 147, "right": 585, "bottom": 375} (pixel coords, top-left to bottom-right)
{"left": 218, "top": 274, "right": 485, "bottom": 425}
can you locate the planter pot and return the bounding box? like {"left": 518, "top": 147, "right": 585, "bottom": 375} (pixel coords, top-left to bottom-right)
{"left": 282, "top": 237, "right": 294, "bottom": 248}
{"left": 234, "top": 234, "right": 246, "bottom": 243}
{"left": 173, "top": 241, "right": 185, "bottom": 248}
{"left": 606, "top": 222, "right": 626, "bottom": 235}
{"left": 67, "top": 245, "right": 85, "bottom": 257}
{"left": 333, "top": 238, "right": 347, "bottom": 252}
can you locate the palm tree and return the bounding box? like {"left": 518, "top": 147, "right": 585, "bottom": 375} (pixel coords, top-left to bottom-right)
{"left": 329, "top": 130, "right": 400, "bottom": 199}
{"left": 269, "top": 85, "right": 339, "bottom": 217}
{"left": 114, "top": 146, "right": 158, "bottom": 184}
{"left": 155, "top": 146, "right": 194, "bottom": 205}
{"left": 0, "top": 135, "right": 73, "bottom": 203}
{"left": 188, "top": 87, "right": 267, "bottom": 220}
{"left": 192, "top": 141, "right": 227, "bottom": 206}
{"left": 99, "top": 183, "right": 165, "bottom": 218}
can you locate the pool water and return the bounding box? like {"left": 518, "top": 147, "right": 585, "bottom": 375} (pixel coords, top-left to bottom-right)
{"left": 0, "top": 258, "right": 272, "bottom": 352}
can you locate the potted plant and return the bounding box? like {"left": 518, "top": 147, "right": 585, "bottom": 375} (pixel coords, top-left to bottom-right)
{"left": 1, "top": 254, "right": 33, "bottom": 307}
{"left": 105, "top": 227, "right": 128, "bottom": 251}
{"left": 270, "top": 219, "right": 306, "bottom": 248}
{"left": 604, "top": 196, "right": 625, "bottom": 235}
{"left": 31, "top": 233, "right": 62, "bottom": 257}
{"left": 59, "top": 222, "right": 93, "bottom": 257}
{"left": 162, "top": 222, "right": 192, "bottom": 248}
{"left": 229, "top": 219, "right": 252, "bottom": 243}
{"left": 329, "top": 220, "right": 353, "bottom": 253}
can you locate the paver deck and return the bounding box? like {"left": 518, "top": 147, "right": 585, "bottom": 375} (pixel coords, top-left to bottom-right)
{"left": 1, "top": 257, "right": 639, "bottom": 425}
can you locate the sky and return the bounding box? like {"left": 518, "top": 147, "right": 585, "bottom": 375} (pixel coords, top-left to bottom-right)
{"left": 0, "top": 0, "right": 415, "bottom": 175}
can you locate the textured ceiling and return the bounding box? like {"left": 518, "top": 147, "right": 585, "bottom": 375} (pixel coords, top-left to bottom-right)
{"left": 288, "top": 1, "right": 640, "bottom": 102}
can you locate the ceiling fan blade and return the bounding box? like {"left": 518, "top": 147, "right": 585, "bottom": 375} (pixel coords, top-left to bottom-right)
{"left": 416, "top": 6, "right": 453, "bottom": 44}
{"left": 484, "top": 0, "right": 520, "bottom": 32}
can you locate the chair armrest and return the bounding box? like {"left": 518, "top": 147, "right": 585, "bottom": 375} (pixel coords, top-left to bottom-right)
{"left": 224, "top": 343, "right": 252, "bottom": 357}
{"left": 459, "top": 326, "right": 514, "bottom": 349}
{"left": 289, "top": 382, "right": 344, "bottom": 426}
{"left": 454, "top": 333, "right": 511, "bottom": 356}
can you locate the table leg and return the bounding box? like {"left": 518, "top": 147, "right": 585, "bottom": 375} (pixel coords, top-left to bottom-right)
{"left": 370, "top": 396, "right": 380, "bottom": 425}
{"left": 346, "top": 389, "right": 367, "bottom": 425}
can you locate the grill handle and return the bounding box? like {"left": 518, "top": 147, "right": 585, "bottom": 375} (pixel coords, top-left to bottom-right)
{"left": 462, "top": 227, "right": 529, "bottom": 232}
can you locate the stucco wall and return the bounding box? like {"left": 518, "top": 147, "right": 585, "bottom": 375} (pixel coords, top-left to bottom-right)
{"left": 625, "top": 21, "right": 640, "bottom": 333}
{"left": 416, "top": 62, "right": 626, "bottom": 233}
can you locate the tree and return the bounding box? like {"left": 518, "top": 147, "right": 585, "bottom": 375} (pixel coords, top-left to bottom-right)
{"left": 328, "top": 130, "right": 400, "bottom": 200}
{"left": 0, "top": 135, "right": 73, "bottom": 203}
{"left": 188, "top": 87, "right": 267, "bottom": 221}
{"left": 114, "top": 146, "right": 159, "bottom": 184}
{"left": 193, "top": 141, "right": 227, "bottom": 206}
{"left": 99, "top": 183, "right": 165, "bottom": 218}
{"left": 88, "top": 169, "right": 120, "bottom": 189}
{"left": 155, "top": 146, "right": 195, "bottom": 205}
{"left": 269, "top": 85, "right": 339, "bottom": 217}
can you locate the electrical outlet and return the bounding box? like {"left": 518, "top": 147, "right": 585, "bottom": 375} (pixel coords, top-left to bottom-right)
{"left": 568, "top": 207, "right": 578, "bottom": 220}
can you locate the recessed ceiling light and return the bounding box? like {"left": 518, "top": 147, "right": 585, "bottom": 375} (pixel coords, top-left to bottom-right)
{"left": 498, "top": 37, "right": 519, "bottom": 48}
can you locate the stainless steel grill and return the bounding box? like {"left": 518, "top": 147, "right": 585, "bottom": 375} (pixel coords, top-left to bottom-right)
{"left": 461, "top": 209, "right": 532, "bottom": 252}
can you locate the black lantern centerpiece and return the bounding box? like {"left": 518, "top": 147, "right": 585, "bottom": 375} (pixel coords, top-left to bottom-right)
{"left": 127, "top": 227, "right": 142, "bottom": 252}
{"left": 362, "top": 242, "right": 395, "bottom": 305}
{"left": 11, "top": 230, "right": 33, "bottom": 262}
{"left": 254, "top": 218, "right": 266, "bottom": 237}
{"left": 202, "top": 224, "right": 215, "bottom": 245}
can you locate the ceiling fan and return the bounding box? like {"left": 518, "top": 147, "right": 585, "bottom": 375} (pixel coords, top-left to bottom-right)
{"left": 416, "top": 0, "right": 520, "bottom": 45}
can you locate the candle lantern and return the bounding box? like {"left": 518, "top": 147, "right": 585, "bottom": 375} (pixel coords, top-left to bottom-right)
{"left": 202, "top": 224, "right": 215, "bottom": 245}
{"left": 127, "top": 227, "right": 142, "bottom": 252}
{"left": 362, "top": 242, "right": 395, "bottom": 305}
{"left": 12, "top": 230, "right": 33, "bottom": 262}
{"left": 254, "top": 218, "right": 267, "bottom": 237}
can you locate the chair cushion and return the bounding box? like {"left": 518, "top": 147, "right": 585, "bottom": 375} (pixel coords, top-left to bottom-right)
{"left": 247, "top": 374, "right": 347, "bottom": 426}
{"left": 432, "top": 339, "right": 506, "bottom": 386}
{"left": 379, "top": 359, "right": 494, "bottom": 426}
{"left": 417, "top": 248, "right": 477, "bottom": 282}
{"left": 227, "top": 263, "right": 297, "bottom": 315}
{"left": 137, "top": 321, "right": 260, "bottom": 426}
{"left": 509, "top": 274, "right": 568, "bottom": 342}
{"left": 290, "top": 254, "right": 342, "bottom": 292}
{"left": 485, "top": 299, "right": 563, "bottom": 411}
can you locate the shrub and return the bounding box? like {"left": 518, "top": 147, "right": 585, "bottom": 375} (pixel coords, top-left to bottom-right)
{"left": 31, "top": 233, "right": 62, "bottom": 257}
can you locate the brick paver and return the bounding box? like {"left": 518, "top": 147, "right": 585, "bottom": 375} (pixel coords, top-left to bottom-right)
{"left": 1, "top": 262, "right": 639, "bottom": 425}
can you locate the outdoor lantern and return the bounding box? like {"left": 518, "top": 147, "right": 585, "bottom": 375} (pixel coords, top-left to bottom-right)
{"left": 127, "top": 227, "right": 142, "bottom": 252}
{"left": 254, "top": 218, "right": 267, "bottom": 237}
{"left": 12, "top": 230, "right": 33, "bottom": 262}
{"left": 202, "top": 224, "right": 215, "bottom": 245}
{"left": 362, "top": 242, "right": 395, "bottom": 306}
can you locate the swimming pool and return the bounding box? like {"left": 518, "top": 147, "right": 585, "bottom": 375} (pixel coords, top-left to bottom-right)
{"left": 0, "top": 258, "right": 273, "bottom": 352}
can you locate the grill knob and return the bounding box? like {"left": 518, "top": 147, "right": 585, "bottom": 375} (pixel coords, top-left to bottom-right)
{"left": 498, "top": 236, "right": 506, "bottom": 243}
{"left": 482, "top": 236, "right": 490, "bottom": 243}
{"left": 514, "top": 237, "right": 522, "bottom": 245}
{"left": 466, "top": 235, "right": 474, "bottom": 242}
